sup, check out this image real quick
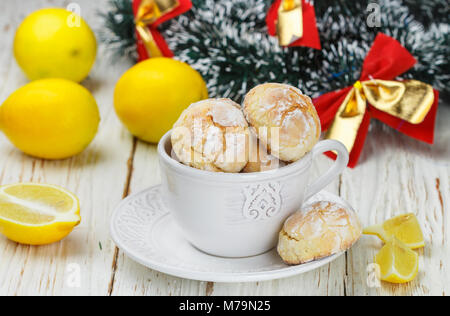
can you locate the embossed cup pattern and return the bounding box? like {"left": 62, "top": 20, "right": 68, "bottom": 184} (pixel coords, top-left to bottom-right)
{"left": 158, "top": 131, "right": 349, "bottom": 258}
{"left": 243, "top": 182, "right": 282, "bottom": 221}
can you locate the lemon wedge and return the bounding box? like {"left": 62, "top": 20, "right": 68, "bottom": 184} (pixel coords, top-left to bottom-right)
{"left": 0, "top": 183, "right": 80, "bottom": 245}
{"left": 375, "top": 238, "right": 419, "bottom": 284}
{"left": 364, "top": 213, "right": 425, "bottom": 249}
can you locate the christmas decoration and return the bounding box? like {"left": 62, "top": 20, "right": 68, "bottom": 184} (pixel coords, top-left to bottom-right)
{"left": 401, "top": 0, "right": 449, "bottom": 28}
{"left": 133, "top": 0, "right": 192, "bottom": 61}
{"left": 101, "top": 0, "right": 449, "bottom": 103}
{"left": 14, "top": 8, "right": 97, "bottom": 83}
{"left": 266, "top": 0, "right": 321, "bottom": 49}
{"left": 315, "top": 33, "right": 439, "bottom": 168}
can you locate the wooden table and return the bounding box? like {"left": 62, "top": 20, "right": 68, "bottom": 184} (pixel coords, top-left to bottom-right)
{"left": 0, "top": 0, "right": 448, "bottom": 296}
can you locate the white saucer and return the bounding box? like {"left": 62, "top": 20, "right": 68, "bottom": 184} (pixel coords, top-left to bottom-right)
{"left": 110, "top": 185, "right": 349, "bottom": 283}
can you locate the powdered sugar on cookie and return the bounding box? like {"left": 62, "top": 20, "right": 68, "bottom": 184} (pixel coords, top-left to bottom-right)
{"left": 278, "top": 201, "right": 362, "bottom": 265}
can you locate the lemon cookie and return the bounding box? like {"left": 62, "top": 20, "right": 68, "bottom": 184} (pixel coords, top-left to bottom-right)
{"left": 243, "top": 83, "right": 321, "bottom": 162}
{"left": 278, "top": 201, "right": 362, "bottom": 265}
{"left": 172, "top": 99, "right": 249, "bottom": 173}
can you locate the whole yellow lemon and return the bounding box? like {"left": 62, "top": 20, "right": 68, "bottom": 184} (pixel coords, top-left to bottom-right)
{"left": 14, "top": 8, "right": 97, "bottom": 82}
{"left": 114, "top": 58, "right": 208, "bottom": 143}
{"left": 0, "top": 79, "right": 100, "bottom": 159}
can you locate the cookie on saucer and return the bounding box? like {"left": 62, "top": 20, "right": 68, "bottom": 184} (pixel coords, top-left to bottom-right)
{"left": 278, "top": 201, "right": 362, "bottom": 265}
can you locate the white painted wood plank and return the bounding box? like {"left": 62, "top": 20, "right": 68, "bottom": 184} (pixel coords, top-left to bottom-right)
{"left": 0, "top": 0, "right": 134, "bottom": 296}
{"left": 110, "top": 141, "right": 210, "bottom": 296}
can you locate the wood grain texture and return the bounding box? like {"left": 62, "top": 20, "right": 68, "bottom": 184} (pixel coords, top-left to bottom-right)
{"left": 343, "top": 107, "right": 450, "bottom": 296}
{"left": 0, "top": 0, "right": 449, "bottom": 296}
{"left": 0, "top": 0, "right": 135, "bottom": 296}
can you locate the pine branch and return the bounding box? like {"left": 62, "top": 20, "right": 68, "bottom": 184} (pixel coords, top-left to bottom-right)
{"left": 402, "top": 0, "right": 450, "bottom": 27}
{"left": 100, "top": 0, "right": 450, "bottom": 103}
{"left": 98, "top": 0, "right": 137, "bottom": 61}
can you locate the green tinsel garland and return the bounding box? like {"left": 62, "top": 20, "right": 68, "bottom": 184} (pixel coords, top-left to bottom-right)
{"left": 100, "top": 0, "right": 449, "bottom": 102}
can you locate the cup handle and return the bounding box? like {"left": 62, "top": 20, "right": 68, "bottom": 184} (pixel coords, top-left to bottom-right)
{"left": 304, "top": 140, "right": 349, "bottom": 201}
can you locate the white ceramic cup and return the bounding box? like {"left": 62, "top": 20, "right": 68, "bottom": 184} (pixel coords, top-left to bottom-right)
{"left": 158, "top": 131, "right": 349, "bottom": 258}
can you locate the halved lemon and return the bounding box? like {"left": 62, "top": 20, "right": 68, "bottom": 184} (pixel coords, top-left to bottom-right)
{"left": 0, "top": 183, "right": 80, "bottom": 245}
{"left": 375, "top": 238, "right": 419, "bottom": 284}
{"left": 364, "top": 213, "right": 425, "bottom": 249}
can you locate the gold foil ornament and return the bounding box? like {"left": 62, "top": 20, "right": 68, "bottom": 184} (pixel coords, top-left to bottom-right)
{"left": 326, "top": 79, "right": 435, "bottom": 153}
{"left": 277, "top": 0, "right": 303, "bottom": 46}
{"left": 135, "top": 0, "right": 180, "bottom": 58}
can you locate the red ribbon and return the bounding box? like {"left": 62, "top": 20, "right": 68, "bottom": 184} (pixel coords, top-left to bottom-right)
{"left": 313, "top": 33, "right": 439, "bottom": 168}
{"left": 133, "top": 0, "right": 192, "bottom": 61}
{"left": 266, "top": 0, "right": 321, "bottom": 50}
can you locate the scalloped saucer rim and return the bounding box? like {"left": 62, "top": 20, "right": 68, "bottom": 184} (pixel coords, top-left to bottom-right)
{"left": 110, "top": 185, "right": 348, "bottom": 283}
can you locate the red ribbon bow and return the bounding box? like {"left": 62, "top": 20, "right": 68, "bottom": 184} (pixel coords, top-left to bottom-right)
{"left": 314, "top": 33, "right": 439, "bottom": 168}
{"left": 133, "top": 0, "right": 192, "bottom": 61}
{"left": 266, "top": 0, "right": 321, "bottom": 50}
